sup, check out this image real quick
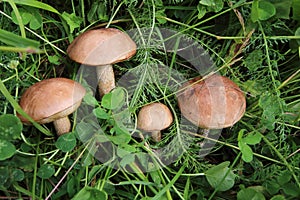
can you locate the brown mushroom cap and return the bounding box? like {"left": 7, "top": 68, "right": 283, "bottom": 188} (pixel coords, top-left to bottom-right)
{"left": 67, "top": 28, "right": 137, "bottom": 66}
{"left": 177, "top": 75, "right": 246, "bottom": 129}
{"left": 18, "top": 78, "right": 86, "bottom": 124}
{"left": 137, "top": 103, "right": 173, "bottom": 131}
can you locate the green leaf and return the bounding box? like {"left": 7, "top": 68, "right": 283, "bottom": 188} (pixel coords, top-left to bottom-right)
{"left": 292, "top": 0, "right": 300, "bottom": 21}
{"left": 242, "top": 132, "right": 262, "bottom": 145}
{"left": 72, "top": 186, "right": 107, "bottom": 200}
{"left": 150, "top": 169, "right": 162, "bottom": 185}
{"left": 200, "top": 0, "right": 214, "bottom": 6}
{"left": 237, "top": 188, "right": 266, "bottom": 200}
{"left": 48, "top": 55, "right": 61, "bottom": 65}
{"left": 101, "top": 87, "right": 125, "bottom": 110}
{"left": 11, "top": 8, "right": 42, "bottom": 30}
{"left": 107, "top": 131, "right": 131, "bottom": 145}
{"left": 281, "top": 182, "right": 300, "bottom": 197}
{"left": 205, "top": 161, "right": 236, "bottom": 191}
{"left": 55, "top": 132, "right": 77, "bottom": 152}
{"left": 120, "top": 154, "right": 135, "bottom": 168}
{"left": 0, "top": 28, "right": 40, "bottom": 48}
{"left": 37, "top": 164, "right": 55, "bottom": 179}
{"left": 61, "top": 12, "right": 83, "bottom": 34}
{"left": 277, "top": 170, "right": 292, "bottom": 185}
{"left": 29, "top": 11, "right": 42, "bottom": 30}
{"left": 75, "top": 122, "right": 98, "bottom": 142}
{"left": 258, "top": 1, "right": 276, "bottom": 20}
{"left": 295, "top": 27, "right": 300, "bottom": 45}
{"left": 93, "top": 107, "right": 110, "bottom": 119}
{"left": 11, "top": 169, "right": 24, "bottom": 182}
{"left": 156, "top": 9, "right": 167, "bottom": 24}
{"left": 11, "top": 9, "right": 31, "bottom": 25}
{"left": 251, "top": 0, "right": 276, "bottom": 22}
{"left": 119, "top": 144, "right": 136, "bottom": 153}
{"left": 136, "top": 152, "right": 149, "bottom": 170}
{"left": 270, "top": 195, "right": 287, "bottom": 200}
{"left": 117, "top": 146, "right": 130, "bottom": 157}
{"left": 0, "top": 140, "right": 16, "bottom": 161}
{"left": 2, "top": 0, "right": 60, "bottom": 14}
{"left": 83, "top": 93, "right": 99, "bottom": 106}
{"left": 117, "top": 144, "right": 136, "bottom": 158}
{"left": 206, "top": 0, "right": 224, "bottom": 12}
{"left": 108, "top": 122, "right": 131, "bottom": 145}
{"left": 259, "top": 92, "right": 285, "bottom": 130}
{"left": 238, "top": 141, "right": 254, "bottom": 162}
{"left": 237, "top": 129, "right": 246, "bottom": 141}
{"left": 243, "top": 49, "right": 264, "bottom": 72}
{"left": 265, "top": 180, "right": 281, "bottom": 195}
{"left": 272, "top": 0, "right": 292, "bottom": 19}
{"left": 197, "top": 4, "right": 207, "bottom": 19}
{"left": 0, "top": 114, "right": 22, "bottom": 141}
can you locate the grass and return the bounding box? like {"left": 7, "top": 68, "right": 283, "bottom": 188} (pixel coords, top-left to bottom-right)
{"left": 1, "top": 0, "right": 300, "bottom": 199}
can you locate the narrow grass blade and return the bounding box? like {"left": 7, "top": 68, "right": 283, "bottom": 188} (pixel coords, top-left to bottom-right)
{"left": 0, "top": 46, "right": 44, "bottom": 53}
{"left": 0, "top": 29, "right": 40, "bottom": 48}
{"left": 2, "top": 0, "right": 60, "bottom": 14}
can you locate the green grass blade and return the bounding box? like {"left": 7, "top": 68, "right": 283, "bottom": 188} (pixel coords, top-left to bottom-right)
{"left": 0, "top": 46, "right": 44, "bottom": 53}
{"left": 6, "top": 0, "right": 26, "bottom": 39}
{"left": 13, "top": 183, "right": 43, "bottom": 200}
{"left": 152, "top": 165, "right": 185, "bottom": 200}
{"left": 2, "top": 0, "right": 60, "bottom": 14}
{"left": 0, "top": 28, "right": 40, "bottom": 48}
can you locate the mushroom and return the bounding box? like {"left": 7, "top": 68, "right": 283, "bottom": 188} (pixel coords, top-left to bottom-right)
{"left": 67, "top": 28, "right": 137, "bottom": 97}
{"left": 137, "top": 102, "right": 173, "bottom": 142}
{"left": 17, "top": 78, "right": 86, "bottom": 135}
{"left": 177, "top": 75, "right": 246, "bottom": 129}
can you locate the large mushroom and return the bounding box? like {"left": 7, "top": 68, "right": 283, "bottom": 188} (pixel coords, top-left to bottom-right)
{"left": 67, "top": 28, "right": 137, "bottom": 97}
{"left": 137, "top": 102, "right": 173, "bottom": 142}
{"left": 17, "top": 78, "right": 86, "bottom": 135}
{"left": 177, "top": 75, "right": 246, "bottom": 129}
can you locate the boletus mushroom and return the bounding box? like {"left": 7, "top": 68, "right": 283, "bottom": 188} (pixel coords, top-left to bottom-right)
{"left": 177, "top": 75, "right": 246, "bottom": 129}
{"left": 137, "top": 102, "right": 173, "bottom": 142}
{"left": 17, "top": 78, "right": 86, "bottom": 135}
{"left": 67, "top": 28, "right": 137, "bottom": 97}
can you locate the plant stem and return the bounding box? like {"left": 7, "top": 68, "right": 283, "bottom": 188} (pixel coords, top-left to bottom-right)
{"left": 105, "top": 1, "right": 124, "bottom": 28}
{"left": 152, "top": 164, "right": 186, "bottom": 200}
{"left": 45, "top": 143, "right": 90, "bottom": 199}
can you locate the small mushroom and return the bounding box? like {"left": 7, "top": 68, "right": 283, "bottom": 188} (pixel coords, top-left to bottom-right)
{"left": 17, "top": 78, "right": 86, "bottom": 135}
{"left": 177, "top": 75, "right": 246, "bottom": 129}
{"left": 67, "top": 28, "right": 136, "bottom": 97}
{"left": 137, "top": 102, "right": 173, "bottom": 142}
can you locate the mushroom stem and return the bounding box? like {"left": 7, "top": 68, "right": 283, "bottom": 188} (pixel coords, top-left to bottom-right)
{"left": 96, "top": 64, "right": 116, "bottom": 97}
{"left": 53, "top": 117, "right": 71, "bottom": 136}
{"left": 151, "top": 130, "right": 161, "bottom": 142}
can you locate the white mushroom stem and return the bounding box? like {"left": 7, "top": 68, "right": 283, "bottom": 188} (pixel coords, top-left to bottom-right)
{"left": 53, "top": 117, "right": 71, "bottom": 136}
{"left": 151, "top": 131, "right": 161, "bottom": 142}
{"left": 96, "top": 64, "right": 116, "bottom": 97}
